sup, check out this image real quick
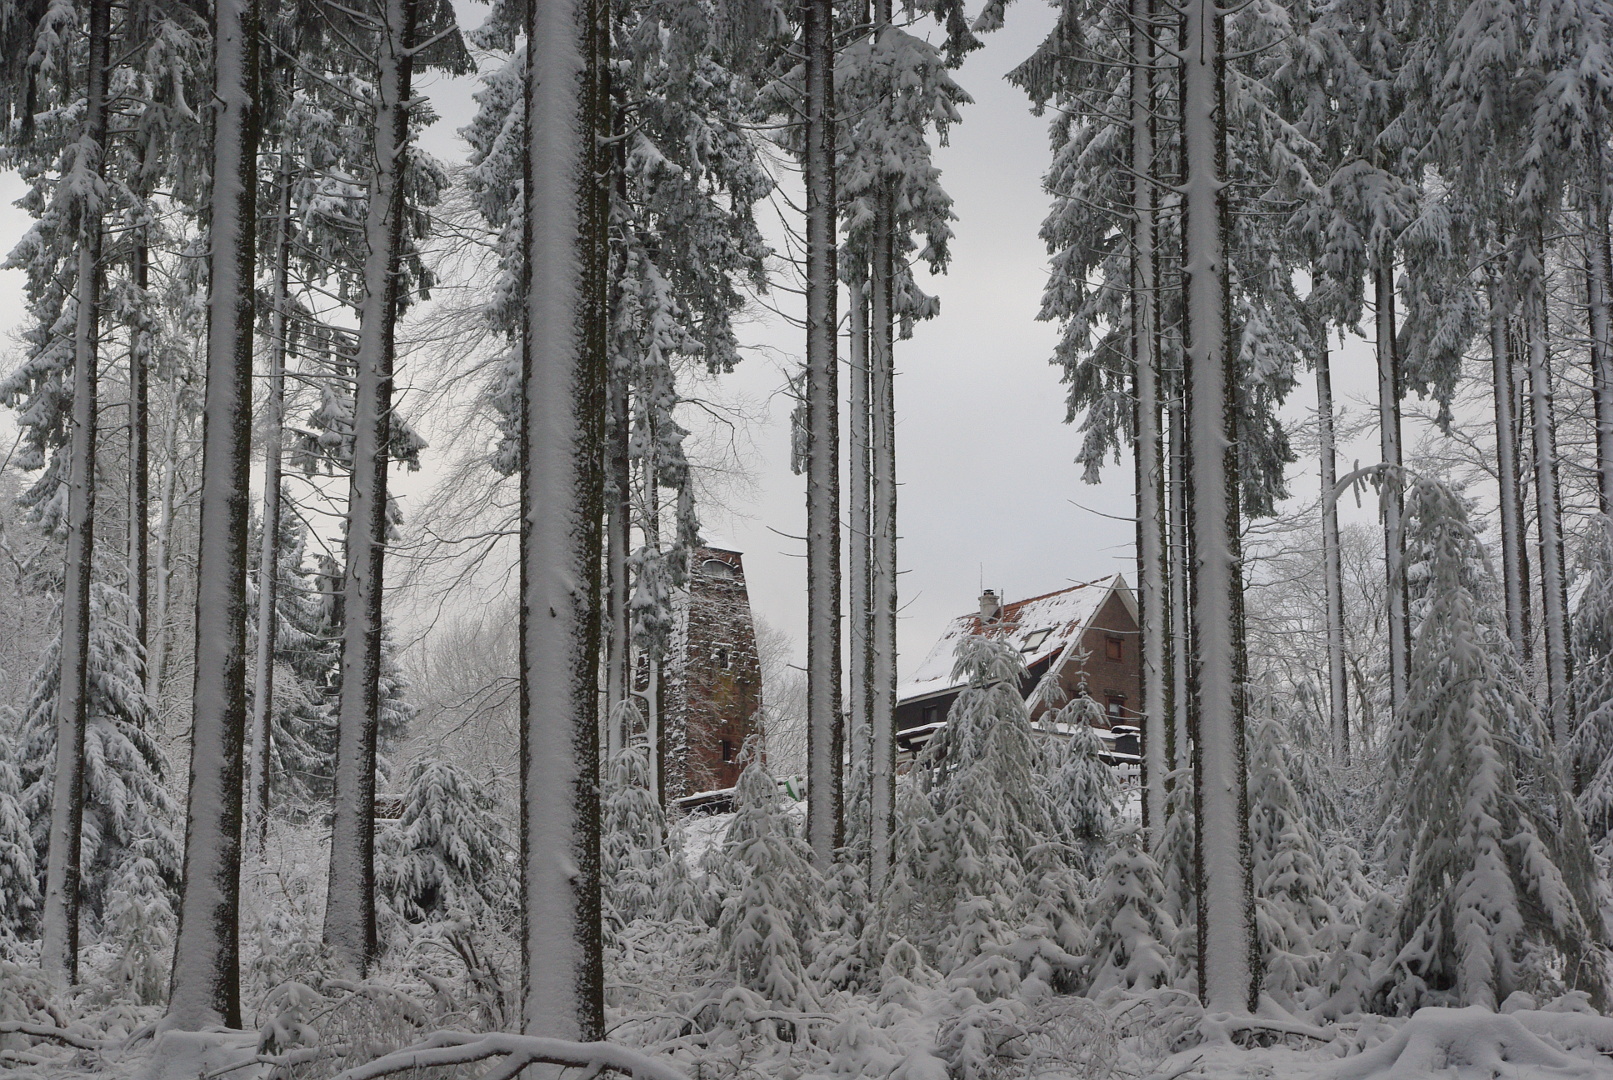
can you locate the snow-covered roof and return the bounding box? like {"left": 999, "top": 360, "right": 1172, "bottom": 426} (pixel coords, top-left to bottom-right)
{"left": 897, "top": 575, "right": 1131, "bottom": 705}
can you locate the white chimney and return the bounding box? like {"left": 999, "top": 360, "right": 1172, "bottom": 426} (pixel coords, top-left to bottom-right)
{"left": 979, "top": 589, "right": 1000, "bottom": 622}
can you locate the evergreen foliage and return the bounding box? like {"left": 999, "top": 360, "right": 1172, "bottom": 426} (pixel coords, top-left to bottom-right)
{"left": 918, "top": 636, "right": 1049, "bottom": 984}
{"left": 602, "top": 740, "right": 672, "bottom": 931}
{"left": 0, "top": 730, "right": 38, "bottom": 940}
{"left": 17, "top": 584, "right": 178, "bottom": 932}
{"left": 376, "top": 756, "right": 513, "bottom": 929}
{"left": 1040, "top": 691, "right": 1117, "bottom": 869}
{"left": 1381, "top": 478, "right": 1606, "bottom": 1011}
{"left": 717, "top": 744, "right": 821, "bottom": 1009}
{"left": 1247, "top": 713, "right": 1336, "bottom": 1008}
{"left": 1573, "top": 520, "right": 1613, "bottom": 831}
{"left": 1081, "top": 835, "right": 1177, "bottom": 997}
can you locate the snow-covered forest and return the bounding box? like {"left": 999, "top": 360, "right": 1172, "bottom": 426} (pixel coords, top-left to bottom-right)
{"left": 4, "top": 0, "right": 1613, "bottom": 1075}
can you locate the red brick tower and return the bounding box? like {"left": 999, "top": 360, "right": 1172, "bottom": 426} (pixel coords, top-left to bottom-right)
{"left": 667, "top": 545, "right": 764, "bottom": 798}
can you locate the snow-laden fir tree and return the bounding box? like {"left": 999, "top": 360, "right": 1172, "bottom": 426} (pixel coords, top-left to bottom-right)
{"left": 375, "top": 756, "right": 512, "bottom": 929}
{"left": 919, "top": 635, "right": 1050, "bottom": 987}
{"left": 0, "top": 728, "right": 38, "bottom": 942}
{"left": 249, "top": 536, "right": 413, "bottom": 810}
{"left": 1247, "top": 713, "right": 1336, "bottom": 1010}
{"left": 1040, "top": 689, "right": 1116, "bottom": 872}
{"left": 460, "top": 0, "right": 771, "bottom": 807}
{"left": 98, "top": 851, "right": 175, "bottom": 1005}
{"left": 1380, "top": 478, "right": 1607, "bottom": 1011}
{"left": 248, "top": 501, "right": 340, "bottom": 808}
{"left": 1080, "top": 833, "right": 1177, "bottom": 998}
{"left": 834, "top": 6, "right": 972, "bottom": 892}
{"left": 868, "top": 771, "right": 935, "bottom": 966}
{"left": 166, "top": 0, "right": 263, "bottom": 1030}
{"left": 717, "top": 742, "right": 821, "bottom": 1009}
{"left": 601, "top": 736, "right": 671, "bottom": 932}
{"left": 17, "top": 583, "right": 178, "bottom": 935}
{"left": 1006, "top": 689, "right": 1115, "bottom": 994}
{"left": 1573, "top": 520, "right": 1613, "bottom": 830}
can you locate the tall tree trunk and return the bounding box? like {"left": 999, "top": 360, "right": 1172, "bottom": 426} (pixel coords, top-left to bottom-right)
{"left": 148, "top": 356, "right": 186, "bottom": 700}
{"left": 1315, "top": 336, "right": 1348, "bottom": 761}
{"left": 324, "top": 0, "right": 418, "bottom": 973}
{"left": 1168, "top": 376, "right": 1190, "bottom": 770}
{"left": 40, "top": 0, "right": 110, "bottom": 985}
{"left": 126, "top": 4, "right": 153, "bottom": 662}
{"left": 247, "top": 151, "right": 295, "bottom": 862}
{"left": 847, "top": 278, "right": 871, "bottom": 816}
{"left": 642, "top": 436, "right": 665, "bottom": 807}
{"left": 1512, "top": 323, "right": 1536, "bottom": 670}
{"left": 802, "top": 0, "right": 843, "bottom": 869}
{"left": 1375, "top": 261, "right": 1409, "bottom": 717}
{"left": 1524, "top": 253, "right": 1574, "bottom": 743}
{"left": 1488, "top": 278, "right": 1529, "bottom": 658}
{"left": 167, "top": 0, "right": 261, "bottom": 1030}
{"left": 605, "top": 353, "right": 632, "bottom": 755}
{"left": 1587, "top": 157, "right": 1613, "bottom": 512}
{"left": 129, "top": 242, "right": 150, "bottom": 656}
{"left": 1131, "top": 0, "right": 1166, "bottom": 835}
{"left": 605, "top": 79, "right": 631, "bottom": 753}
{"left": 520, "top": 0, "right": 608, "bottom": 1039}
{"left": 869, "top": 180, "right": 897, "bottom": 896}
{"left": 1181, "top": 0, "right": 1257, "bottom": 1011}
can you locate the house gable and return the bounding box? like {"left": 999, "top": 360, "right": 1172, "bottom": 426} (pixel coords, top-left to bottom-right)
{"left": 894, "top": 575, "right": 1140, "bottom": 742}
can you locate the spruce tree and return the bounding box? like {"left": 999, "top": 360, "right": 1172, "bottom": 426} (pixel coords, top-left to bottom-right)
{"left": 717, "top": 747, "right": 821, "bottom": 1009}
{"left": 922, "top": 636, "right": 1048, "bottom": 983}
{"left": 375, "top": 757, "right": 512, "bottom": 928}
{"left": 1082, "top": 837, "right": 1177, "bottom": 997}
{"left": 17, "top": 584, "right": 179, "bottom": 942}
{"left": 1382, "top": 479, "right": 1606, "bottom": 1010}
{"left": 1574, "top": 521, "right": 1613, "bottom": 827}
{"left": 167, "top": 0, "right": 263, "bottom": 1030}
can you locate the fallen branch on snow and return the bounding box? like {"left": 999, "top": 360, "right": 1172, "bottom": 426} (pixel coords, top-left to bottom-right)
{"left": 331, "top": 1031, "right": 690, "bottom": 1080}
{"left": 0, "top": 1020, "right": 107, "bottom": 1052}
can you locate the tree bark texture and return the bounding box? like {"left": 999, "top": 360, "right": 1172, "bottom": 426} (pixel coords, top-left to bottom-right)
{"left": 870, "top": 177, "right": 898, "bottom": 896}
{"left": 40, "top": 0, "right": 110, "bottom": 985}
{"left": 1181, "top": 0, "right": 1257, "bottom": 1011}
{"left": 148, "top": 358, "right": 186, "bottom": 700}
{"left": 1315, "top": 338, "right": 1348, "bottom": 761}
{"left": 1587, "top": 111, "right": 1613, "bottom": 513}
{"left": 1375, "top": 262, "right": 1409, "bottom": 718}
{"left": 520, "top": 0, "right": 608, "bottom": 1040}
{"left": 1524, "top": 258, "right": 1574, "bottom": 743}
{"left": 129, "top": 240, "right": 150, "bottom": 656}
{"left": 1168, "top": 381, "right": 1190, "bottom": 772}
{"left": 1131, "top": 0, "right": 1167, "bottom": 835}
{"left": 324, "top": 0, "right": 419, "bottom": 973}
{"left": 847, "top": 278, "right": 872, "bottom": 821}
{"left": 248, "top": 151, "right": 295, "bottom": 862}
{"left": 1488, "top": 279, "right": 1530, "bottom": 659}
{"left": 802, "top": 0, "right": 843, "bottom": 869}
{"left": 606, "top": 348, "right": 632, "bottom": 754}
{"left": 167, "top": 0, "right": 261, "bottom": 1031}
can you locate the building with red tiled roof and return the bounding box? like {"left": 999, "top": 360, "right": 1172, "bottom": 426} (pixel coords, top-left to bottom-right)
{"left": 894, "top": 576, "right": 1142, "bottom": 760}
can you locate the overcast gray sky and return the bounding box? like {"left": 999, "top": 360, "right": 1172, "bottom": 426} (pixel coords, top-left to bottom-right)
{"left": 0, "top": 0, "right": 1394, "bottom": 684}
{"left": 669, "top": 3, "right": 1388, "bottom": 677}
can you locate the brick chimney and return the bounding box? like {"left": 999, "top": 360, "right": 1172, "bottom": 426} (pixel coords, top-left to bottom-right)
{"left": 979, "top": 589, "right": 1001, "bottom": 622}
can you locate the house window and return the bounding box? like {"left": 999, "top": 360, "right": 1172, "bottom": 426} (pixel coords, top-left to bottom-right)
{"left": 1106, "top": 695, "right": 1126, "bottom": 721}
{"left": 702, "top": 558, "right": 735, "bottom": 580}
{"left": 922, "top": 704, "right": 941, "bottom": 726}
{"left": 1020, "top": 628, "right": 1052, "bottom": 653}
{"left": 1106, "top": 636, "right": 1124, "bottom": 662}
{"left": 722, "top": 739, "right": 735, "bottom": 762}
{"left": 717, "top": 647, "right": 730, "bottom": 670}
